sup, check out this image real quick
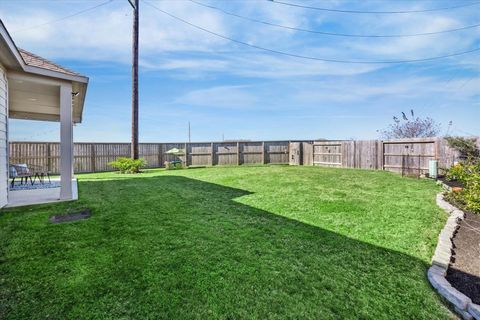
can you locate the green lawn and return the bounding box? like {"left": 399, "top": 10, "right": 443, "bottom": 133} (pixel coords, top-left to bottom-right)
{"left": 0, "top": 166, "right": 452, "bottom": 319}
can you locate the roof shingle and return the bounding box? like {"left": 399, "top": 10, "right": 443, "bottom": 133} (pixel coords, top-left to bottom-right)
{"left": 18, "top": 49, "right": 83, "bottom": 77}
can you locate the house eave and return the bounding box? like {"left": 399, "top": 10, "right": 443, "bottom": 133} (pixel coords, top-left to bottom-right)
{"left": 0, "top": 19, "right": 88, "bottom": 124}
{"left": 23, "top": 65, "right": 88, "bottom": 84}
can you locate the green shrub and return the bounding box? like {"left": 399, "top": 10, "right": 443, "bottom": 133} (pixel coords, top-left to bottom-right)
{"left": 446, "top": 162, "right": 470, "bottom": 181}
{"left": 445, "top": 159, "right": 480, "bottom": 213}
{"left": 462, "top": 181, "right": 480, "bottom": 213}
{"left": 109, "top": 157, "right": 146, "bottom": 173}
{"left": 446, "top": 180, "right": 480, "bottom": 214}
{"left": 445, "top": 136, "right": 479, "bottom": 160}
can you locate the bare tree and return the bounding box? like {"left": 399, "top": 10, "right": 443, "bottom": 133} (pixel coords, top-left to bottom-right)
{"left": 378, "top": 109, "right": 441, "bottom": 139}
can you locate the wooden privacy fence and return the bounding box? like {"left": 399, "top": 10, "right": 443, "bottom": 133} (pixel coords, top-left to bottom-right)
{"left": 9, "top": 137, "right": 475, "bottom": 175}
{"left": 302, "top": 137, "right": 476, "bottom": 175}
{"left": 9, "top": 141, "right": 292, "bottom": 174}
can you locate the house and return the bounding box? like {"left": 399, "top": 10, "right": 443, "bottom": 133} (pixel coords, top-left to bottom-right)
{"left": 0, "top": 19, "right": 88, "bottom": 207}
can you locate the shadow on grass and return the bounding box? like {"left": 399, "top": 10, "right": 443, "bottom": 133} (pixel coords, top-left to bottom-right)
{"left": 0, "top": 174, "right": 451, "bottom": 319}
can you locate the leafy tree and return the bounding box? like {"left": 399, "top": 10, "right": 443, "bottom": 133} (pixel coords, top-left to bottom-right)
{"left": 445, "top": 136, "right": 479, "bottom": 160}
{"left": 379, "top": 109, "right": 441, "bottom": 139}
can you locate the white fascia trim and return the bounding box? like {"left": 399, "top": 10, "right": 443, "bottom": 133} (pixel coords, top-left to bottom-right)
{"left": 23, "top": 65, "right": 88, "bottom": 84}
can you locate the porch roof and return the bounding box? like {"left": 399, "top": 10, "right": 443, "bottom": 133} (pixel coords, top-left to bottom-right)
{"left": 0, "top": 19, "right": 88, "bottom": 123}
{"left": 19, "top": 49, "right": 84, "bottom": 77}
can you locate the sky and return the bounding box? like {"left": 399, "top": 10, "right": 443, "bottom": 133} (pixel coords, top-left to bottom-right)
{"left": 1, "top": 0, "right": 479, "bottom": 142}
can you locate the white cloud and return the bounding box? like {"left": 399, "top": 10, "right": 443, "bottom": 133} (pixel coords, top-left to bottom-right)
{"left": 2, "top": 0, "right": 228, "bottom": 61}
{"left": 1, "top": 0, "right": 478, "bottom": 81}
{"left": 140, "top": 57, "right": 228, "bottom": 74}
{"left": 174, "top": 85, "right": 258, "bottom": 109}
{"left": 139, "top": 52, "right": 383, "bottom": 79}
{"left": 169, "top": 73, "right": 479, "bottom": 117}
{"left": 348, "top": 18, "right": 476, "bottom": 59}
{"left": 2, "top": 0, "right": 478, "bottom": 87}
{"left": 291, "top": 75, "right": 480, "bottom": 105}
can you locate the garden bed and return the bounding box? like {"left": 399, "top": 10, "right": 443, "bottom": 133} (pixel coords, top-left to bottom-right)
{"left": 447, "top": 211, "right": 480, "bottom": 305}
{"left": 437, "top": 177, "right": 464, "bottom": 189}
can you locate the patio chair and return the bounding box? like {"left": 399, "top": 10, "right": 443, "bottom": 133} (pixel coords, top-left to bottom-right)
{"left": 9, "top": 164, "right": 34, "bottom": 188}
{"left": 29, "top": 164, "right": 52, "bottom": 185}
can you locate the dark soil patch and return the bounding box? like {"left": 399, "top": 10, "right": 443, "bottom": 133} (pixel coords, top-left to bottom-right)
{"left": 49, "top": 209, "right": 92, "bottom": 224}
{"left": 446, "top": 212, "right": 480, "bottom": 304}
{"left": 438, "top": 177, "right": 464, "bottom": 189}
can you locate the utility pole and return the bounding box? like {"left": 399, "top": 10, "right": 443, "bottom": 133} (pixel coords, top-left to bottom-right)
{"left": 188, "top": 121, "right": 191, "bottom": 143}
{"left": 129, "top": 0, "right": 139, "bottom": 159}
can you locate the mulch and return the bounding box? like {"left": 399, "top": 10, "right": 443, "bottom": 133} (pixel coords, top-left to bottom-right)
{"left": 446, "top": 211, "right": 480, "bottom": 304}
{"left": 437, "top": 177, "right": 464, "bottom": 189}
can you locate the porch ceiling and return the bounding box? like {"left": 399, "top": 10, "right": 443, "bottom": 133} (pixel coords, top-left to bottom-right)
{"left": 9, "top": 78, "right": 60, "bottom": 121}
{"left": 7, "top": 73, "right": 84, "bottom": 123}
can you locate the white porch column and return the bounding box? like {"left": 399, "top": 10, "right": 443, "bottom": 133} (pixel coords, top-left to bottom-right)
{"left": 60, "top": 84, "right": 73, "bottom": 199}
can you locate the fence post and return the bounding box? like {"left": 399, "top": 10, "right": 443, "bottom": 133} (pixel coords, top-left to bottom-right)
{"left": 211, "top": 142, "right": 214, "bottom": 166}
{"left": 353, "top": 140, "right": 357, "bottom": 168}
{"left": 262, "top": 141, "right": 265, "bottom": 164}
{"left": 376, "top": 140, "right": 383, "bottom": 170}
{"left": 381, "top": 141, "right": 385, "bottom": 170}
{"left": 435, "top": 137, "right": 440, "bottom": 161}
{"left": 90, "top": 144, "right": 96, "bottom": 172}
{"left": 184, "top": 143, "right": 188, "bottom": 167}
{"left": 157, "top": 144, "right": 162, "bottom": 168}
{"left": 46, "top": 142, "right": 52, "bottom": 173}
{"left": 237, "top": 141, "right": 240, "bottom": 165}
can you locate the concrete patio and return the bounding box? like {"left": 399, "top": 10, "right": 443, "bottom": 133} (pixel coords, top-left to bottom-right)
{"left": 6, "top": 178, "right": 78, "bottom": 208}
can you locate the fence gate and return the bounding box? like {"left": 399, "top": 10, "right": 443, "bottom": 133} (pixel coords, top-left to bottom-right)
{"left": 382, "top": 139, "right": 436, "bottom": 176}
{"left": 289, "top": 142, "right": 301, "bottom": 165}
{"left": 313, "top": 142, "right": 342, "bottom": 167}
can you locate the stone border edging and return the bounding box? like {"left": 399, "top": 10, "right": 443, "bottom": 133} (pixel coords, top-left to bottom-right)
{"left": 428, "top": 192, "right": 480, "bottom": 320}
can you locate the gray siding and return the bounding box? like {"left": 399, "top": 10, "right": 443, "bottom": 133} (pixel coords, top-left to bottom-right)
{"left": 0, "top": 64, "right": 8, "bottom": 207}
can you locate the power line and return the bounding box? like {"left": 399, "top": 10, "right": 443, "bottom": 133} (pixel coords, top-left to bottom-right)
{"left": 269, "top": 0, "right": 480, "bottom": 14}
{"left": 418, "top": 67, "right": 479, "bottom": 115}
{"left": 189, "top": 0, "right": 480, "bottom": 38}
{"left": 457, "top": 76, "right": 475, "bottom": 89}
{"left": 12, "top": 0, "right": 115, "bottom": 33}
{"left": 143, "top": 0, "right": 480, "bottom": 64}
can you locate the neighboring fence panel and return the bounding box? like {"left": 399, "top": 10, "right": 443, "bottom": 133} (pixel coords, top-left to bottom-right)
{"left": 9, "top": 142, "right": 45, "bottom": 170}
{"left": 242, "top": 142, "right": 264, "bottom": 165}
{"left": 302, "top": 142, "right": 313, "bottom": 166}
{"left": 356, "top": 140, "right": 380, "bottom": 170}
{"left": 341, "top": 140, "right": 354, "bottom": 168}
{"left": 94, "top": 143, "right": 130, "bottom": 172}
{"left": 9, "top": 140, "right": 294, "bottom": 174}
{"left": 289, "top": 142, "right": 301, "bottom": 166}
{"left": 216, "top": 142, "right": 238, "bottom": 166}
{"left": 188, "top": 143, "right": 211, "bottom": 167}
{"left": 9, "top": 138, "right": 476, "bottom": 175}
{"left": 313, "top": 142, "right": 342, "bottom": 167}
{"left": 382, "top": 139, "right": 436, "bottom": 175}
{"left": 265, "top": 141, "right": 289, "bottom": 164}
{"left": 304, "top": 137, "right": 477, "bottom": 175}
